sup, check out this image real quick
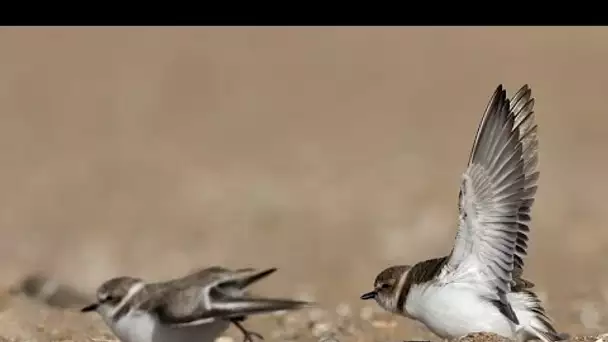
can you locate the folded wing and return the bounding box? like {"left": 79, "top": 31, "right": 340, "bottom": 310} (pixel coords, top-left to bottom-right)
{"left": 153, "top": 267, "right": 310, "bottom": 327}
{"left": 159, "top": 292, "right": 310, "bottom": 327}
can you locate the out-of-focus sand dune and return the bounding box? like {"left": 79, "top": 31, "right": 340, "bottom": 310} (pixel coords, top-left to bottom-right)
{"left": 0, "top": 27, "right": 607, "bottom": 339}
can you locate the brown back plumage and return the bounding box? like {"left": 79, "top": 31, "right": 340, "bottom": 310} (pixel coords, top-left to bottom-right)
{"left": 398, "top": 257, "right": 449, "bottom": 308}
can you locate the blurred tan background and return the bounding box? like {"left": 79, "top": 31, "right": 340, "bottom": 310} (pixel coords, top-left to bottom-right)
{"left": 0, "top": 27, "right": 607, "bottom": 336}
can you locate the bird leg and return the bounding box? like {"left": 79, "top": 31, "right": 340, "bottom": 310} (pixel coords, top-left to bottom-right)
{"left": 230, "top": 318, "right": 264, "bottom": 342}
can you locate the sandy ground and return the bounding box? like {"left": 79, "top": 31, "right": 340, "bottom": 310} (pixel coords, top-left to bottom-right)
{"left": 0, "top": 27, "right": 607, "bottom": 341}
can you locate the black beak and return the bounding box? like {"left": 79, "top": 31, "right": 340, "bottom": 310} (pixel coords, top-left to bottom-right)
{"left": 81, "top": 303, "right": 99, "bottom": 312}
{"left": 360, "top": 291, "right": 377, "bottom": 300}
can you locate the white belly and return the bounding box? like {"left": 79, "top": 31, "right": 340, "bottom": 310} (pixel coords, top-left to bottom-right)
{"left": 405, "top": 283, "right": 517, "bottom": 340}
{"left": 108, "top": 311, "right": 231, "bottom": 342}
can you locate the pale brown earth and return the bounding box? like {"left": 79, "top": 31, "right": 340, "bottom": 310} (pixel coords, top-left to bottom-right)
{"left": 0, "top": 27, "right": 607, "bottom": 341}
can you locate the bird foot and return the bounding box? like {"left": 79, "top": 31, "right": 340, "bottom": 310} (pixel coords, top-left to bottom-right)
{"left": 231, "top": 319, "right": 264, "bottom": 342}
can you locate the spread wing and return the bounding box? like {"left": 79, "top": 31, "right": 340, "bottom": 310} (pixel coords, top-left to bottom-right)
{"left": 509, "top": 85, "right": 539, "bottom": 276}
{"left": 444, "top": 85, "right": 528, "bottom": 324}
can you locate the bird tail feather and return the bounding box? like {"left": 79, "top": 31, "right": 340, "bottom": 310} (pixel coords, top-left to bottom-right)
{"left": 508, "top": 290, "right": 567, "bottom": 342}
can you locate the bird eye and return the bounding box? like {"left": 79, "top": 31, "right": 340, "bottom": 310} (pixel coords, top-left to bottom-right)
{"left": 380, "top": 283, "right": 390, "bottom": 289}
{"left": 99, "top": 294, "right": 114, "bottom": 303}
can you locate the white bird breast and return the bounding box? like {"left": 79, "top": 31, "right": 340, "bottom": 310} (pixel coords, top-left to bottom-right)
{"left": 107, "top": 309, "right": 231, "bottom": 342}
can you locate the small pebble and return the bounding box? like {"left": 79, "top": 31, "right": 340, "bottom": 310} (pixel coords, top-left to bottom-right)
{"left": 215, "top": 336, "right": 234, "bottom": 342}
{"left": 312, "top": 322, "right": 333, "bottom": 337}
{"left": 336, "top": 302, "right": 352, "bottom": 318}
{"left": 359, "top": 306, "right": 374, "bottom": 321}
{"left": 371, "top": 319, "right": 397, "bottom": 329}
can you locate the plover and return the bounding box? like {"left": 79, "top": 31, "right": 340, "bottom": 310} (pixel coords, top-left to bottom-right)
{"left": 360, "top": 85, "right": 568, "bottom": 342}
{"left": 81, "top": 266, "right": 311, "bottom": 342}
